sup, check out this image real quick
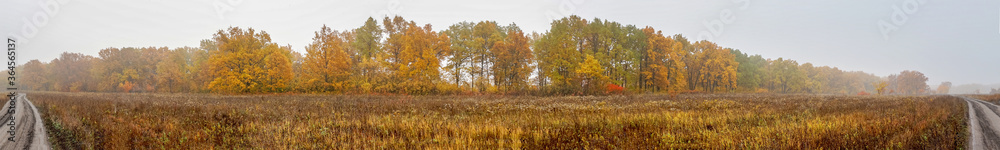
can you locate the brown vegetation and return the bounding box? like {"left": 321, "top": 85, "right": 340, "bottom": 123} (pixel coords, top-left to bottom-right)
{"left": 32, "top": 92, "right": 965, "bottom": 149}
{"left": 968, "top": 94, "right": 1000, "bottom": 105}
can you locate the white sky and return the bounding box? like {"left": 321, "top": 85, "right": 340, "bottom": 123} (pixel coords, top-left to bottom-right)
{"left": 2, "top": 0, "right": 999, "bottom": 85}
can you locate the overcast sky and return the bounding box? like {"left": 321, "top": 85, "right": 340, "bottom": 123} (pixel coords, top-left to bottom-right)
{"left": 2, "top": 0, "right": 998, "bottom": 85}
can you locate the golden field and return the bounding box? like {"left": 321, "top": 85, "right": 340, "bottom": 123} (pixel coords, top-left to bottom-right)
{"left": 29, "top": 92, "right": 967, "bottom": 149}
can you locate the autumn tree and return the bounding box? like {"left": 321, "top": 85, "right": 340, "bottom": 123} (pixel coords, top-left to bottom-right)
{"left": 260, "top": 45, "right": 295, "bottom": 93}
{"left": 765, "top": 58, "right": 807, "bottom": 93}
{"left": 582, "top": 19, "right": 643, "bottom": 90}
{"left": 799, "top": 63, "right": 821, "bottom": 93}
{"left": 534, "top": 16, "right": 586, "bottom": 94}
{"left": 731, "top": 49, "right": 767, "bottom": 92}
{"left": 576, "top": 55, "right": 609, "bottom": 94}
{"left": 891, "top": 70, "right": 929, "bottom": 94}
{"left": 443, "top": 22, "right": 475, "bottom": 91}
{"left": 20, "top": 60, "right": 49, "bottom": 91}
{"left": 491, "top": 28, "right": 534, "bottom": 93}
{"left": 874, "top": 80, "right": 888, "bottom": 95}
{"left": 445, "top": 21, "right": 534, "bottom": 94}
{"left": 190, "top": 40, "right": 217, "bottom": 92}
{"left": 302, "top": 25, "right": 354, "bottom": 93}
{"left": 138, "top": 47, "right": 169, "bottom": 92}
{"left": 286, "top": 50, "right": 306, "bottom": 92}
{"left": 154, "top": 47, "right": 200, "bottom": 92}
{"left": 204, "top": 27, "right": 293, "bottom": 93}
{"left": 690, "top": 41, "right": 738, "bottom": 92}
{"left": 620, "top": 26, "right": 648, "bottom": 90}
{"left": 810, "top": 66, "right": 842, "bottom": 94}
{"left": 641, "top": 27, "right": 686, "bottom": 94}
{"left": 845, "top": 71, "right": 881, "bottom": 94}
{"left": 381, "top": 16, "right": 450, "bottom": 94}
{"left": 48, "top": 52, "right": 95, "bottom": 92}
{"left": 21, "top": 15, "right": 911, "bottom": 96}
{"left": 94, "top": 48, "right": 138, "bottom": 92}
{"left": 351, "top": 17, "right": 385, "bottom": 93}
{"left": 936, "top": 82, "right": 952, "bottom": 94}
{"left": 469, "top": 21, "right": 503, "bottom": 92}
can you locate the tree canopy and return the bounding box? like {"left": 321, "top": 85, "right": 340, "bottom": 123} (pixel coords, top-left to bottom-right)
{"left": 15, "top": 15, "right": 926, "bottom": 95}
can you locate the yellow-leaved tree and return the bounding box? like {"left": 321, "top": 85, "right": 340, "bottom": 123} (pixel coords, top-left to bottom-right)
{"left": 576, "top": 55, "right": 609, "bottom": 94}
{"left": 205, "top": 27, "right": 293, "bottom": 93}
{"left": 692, "top": 41, "right": 738, "bottom": 93}
{"left": 642, "top": 27, "right": 687, "bottom": 94}
{"left": 303, "top": 25, "right": 353, "bottom": 93}
{"left": 382, "top": 16, "right": 450, "bottom": 94}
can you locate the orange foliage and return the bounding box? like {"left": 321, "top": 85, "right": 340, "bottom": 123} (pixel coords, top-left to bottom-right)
{"left": 606, "top": 84, "right": 625, "bottom": 94}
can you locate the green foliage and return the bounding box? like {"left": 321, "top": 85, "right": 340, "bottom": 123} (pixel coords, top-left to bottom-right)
{"left": 535, "top": 16, "right": 585, "bottom": 94}
{"left": 731, "top": 49, "right": 766, "bottom": 92}
{"left": 765, "top": 58, "right": 808, "bottom": 93}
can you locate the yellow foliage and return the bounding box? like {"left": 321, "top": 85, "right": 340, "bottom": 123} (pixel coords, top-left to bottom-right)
{"left": 34, "top": 93, "right": 968, "bottom": 149}
{"left": 576, "top": 55, "right": 609, "bottom": 94}
{"left": 303, "top": 25, "right": 353, "bottom": 93}
{"left": 381, "top": 16, "right": 450, "bottom": 94}
{"left": 642, "top": 27, "right": 688, "bottom": 94}
{"left": 205, "top": 27, "right": 293, "bottom": 93}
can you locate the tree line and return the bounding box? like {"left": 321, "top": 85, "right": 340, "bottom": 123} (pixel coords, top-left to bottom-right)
{"left": 17, "top": 15, "right": 932, "bottom": 95}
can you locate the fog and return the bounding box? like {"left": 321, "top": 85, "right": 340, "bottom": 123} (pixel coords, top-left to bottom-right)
{"left": 2, "top": 0, "right": 998, "bottom": 87}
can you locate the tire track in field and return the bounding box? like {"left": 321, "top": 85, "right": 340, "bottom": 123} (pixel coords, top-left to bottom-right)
{"left": 962, "top": 96, "right": 1000, "bottom": 150}
{"left": 0, "top": 93, "right": 51, "bottom": 149}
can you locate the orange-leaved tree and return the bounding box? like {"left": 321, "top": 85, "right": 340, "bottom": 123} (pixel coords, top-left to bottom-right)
{"left": 891, "top": 70, "right": 928, "bottom": 94}
{"left": 20, "top": 60, "right": 48, "bottom": 91}
{"left": 205, "top": 27, "right": 293, "bottom": 93}
{"left": 303, "top": 25, "right": 353, "bottom": 93}
{"left": 381, "top": 16, "right": 451, "bottom": 94}
{"left": 936, "top": 81, "right": 951, "bottom": 94}
{"left": 491, "top": 28, "right": 534, "bottom": 93}
{"left": 641, "top": 27, "right": 687, "bottom": 94}
{"left": 49, "top": 52, "right": 96, "bottom": 92}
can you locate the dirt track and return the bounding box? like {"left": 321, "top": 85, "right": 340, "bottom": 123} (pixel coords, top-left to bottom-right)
{"left": 0, "top": 93, "right": 51, "bottom": 150}
{"left": 963, "top": 96, "right": 1000, "bottom": 150}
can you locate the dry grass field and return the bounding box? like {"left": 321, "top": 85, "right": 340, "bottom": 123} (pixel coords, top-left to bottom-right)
{"left": 968, "top": 94, "right": 1000, "bottom": 105}
{"left": 29, "top": 92, "right": 966, "bottom": 149}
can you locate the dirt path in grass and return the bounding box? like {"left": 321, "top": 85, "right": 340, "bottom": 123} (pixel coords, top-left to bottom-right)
{"left": 0, "top": 93, "right": 51, "bottom": 150}
{"left": 963, "top": 96, "right": 1000, "bottom": 150}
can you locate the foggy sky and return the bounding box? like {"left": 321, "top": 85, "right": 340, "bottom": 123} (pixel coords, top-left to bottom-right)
{"left": 2, "top": 0, "right": 998, "bottom": 86}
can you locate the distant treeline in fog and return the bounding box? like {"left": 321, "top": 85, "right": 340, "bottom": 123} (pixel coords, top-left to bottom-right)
{"left": 949, "top": 83, "right": 1000, "bottom": 94}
